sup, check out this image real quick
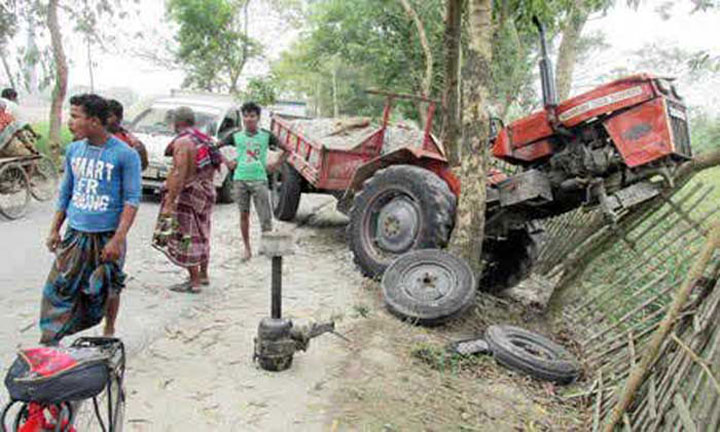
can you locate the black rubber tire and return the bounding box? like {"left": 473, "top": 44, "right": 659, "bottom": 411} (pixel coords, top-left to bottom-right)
{"left": 216, "top": 173, "right": 234, "bottom": 204}
{"left": 29, "top": 154, "right": 59, "bottom": 202}
{"left": 480, "top": 225, "right": 545, "bottom": 292}
{"left": 0, "top": 162, "right": 30, "bottom": 220}
{"left": 348, "top": 165, "right": 456, "bottom": 278}
{"left": 381, "top": 249, "right": 476, "bottom": 325}
{"left": 271, "top": 162, "right": 302, "bottom": 221}
{"left": 485, "top": 325, "right": 580, "bottom": 384}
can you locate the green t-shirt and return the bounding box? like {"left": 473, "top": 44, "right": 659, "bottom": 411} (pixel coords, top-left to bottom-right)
{"left": 231, "top": 130, "right": 277, "bottom": 181}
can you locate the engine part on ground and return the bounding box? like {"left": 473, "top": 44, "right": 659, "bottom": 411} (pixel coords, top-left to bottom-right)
{"left": 484, "top": 325, "right": 580, "bottom": 384}
{"left": 381, "top": 249, "right": 476, "bottom": 325}
{"left": 254, "top": 318, "right": 342, "bottom": 372}
{"left": 348, "top": 165, "right": 456, "bottom": 278}
{"left": 480, "top": 223, "right": 545, "bottom": 293}
{"left": 447, "top": 337, "right": 491, "bottom": 356}
{"left": 254, "top": 232, "right": 343, "bottom": 372}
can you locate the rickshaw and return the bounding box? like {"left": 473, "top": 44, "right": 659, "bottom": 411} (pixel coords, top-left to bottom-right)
{"left": 0, "top": 115, "right": 59, "bottom": 220}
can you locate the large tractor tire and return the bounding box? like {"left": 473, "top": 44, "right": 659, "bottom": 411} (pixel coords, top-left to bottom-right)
{"left": 480, "top": 225, "right": 545, "bottom": 292}
{"left": 348, "top": 165, "right": 456, "bottom": 278}
{"left": 270, "top": 162, "right": 303, "bottom": 221}
{"left": 382, "top": 249, "right": 476, "bottom": 325}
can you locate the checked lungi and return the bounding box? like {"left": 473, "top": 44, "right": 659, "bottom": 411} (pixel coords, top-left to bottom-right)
{"left": 152, "top": 179, "right": 215, "bottom": 268}
{"left": 39, "top": 229, "right": 126, "bottom": 345}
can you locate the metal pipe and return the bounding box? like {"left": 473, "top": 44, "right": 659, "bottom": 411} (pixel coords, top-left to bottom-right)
{"left": 532, "top": 16, "right": 557, "bottom": 108}
{"left": 271, "top": 256, "right": 282, "bottom": 319}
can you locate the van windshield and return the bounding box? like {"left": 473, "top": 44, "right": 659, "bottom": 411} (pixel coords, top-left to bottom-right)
{"left": 131, "top": 105, "right": 221, "bottom": 136}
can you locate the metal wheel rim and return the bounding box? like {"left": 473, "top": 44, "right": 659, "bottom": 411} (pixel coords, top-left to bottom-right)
{"left": 508, "top": 334, "right": 556, "bottom": 361}
{"left": 363, "top": 190, "right": 421, "bottom": 261}
{"left": 397, "top": 259, "right": 457, "bottom": 303}
{"left": 111, "top": 376, "right": 125, "bottom": 432}
{"left": 30, "top": 155, "right": 59, "bottom": 202}
{"left": 0, "top": 162, "right": 30, "bottom": 220}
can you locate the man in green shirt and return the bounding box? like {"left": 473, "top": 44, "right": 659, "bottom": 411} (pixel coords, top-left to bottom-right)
{"left": 225, "top": 102, "right": 287, "bottom": 261}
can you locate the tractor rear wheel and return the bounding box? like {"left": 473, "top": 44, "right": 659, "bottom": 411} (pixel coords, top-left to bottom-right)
{"left": 270, "top": 162, "right": 303, "bottom": 221}
{"left": 348, "top": 165, "right": 456, "bottom": 278}
{"left": 480, "top": 225, "right": 545, "bottom": 292}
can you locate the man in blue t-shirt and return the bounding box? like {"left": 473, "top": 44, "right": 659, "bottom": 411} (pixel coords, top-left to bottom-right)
{"left": 39, "top": 94, "right": 142, "bottom": 345}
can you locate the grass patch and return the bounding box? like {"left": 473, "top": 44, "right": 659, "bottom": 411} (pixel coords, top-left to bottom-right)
{"left": 30, "top": 121, "right": 73, "bottom": 155}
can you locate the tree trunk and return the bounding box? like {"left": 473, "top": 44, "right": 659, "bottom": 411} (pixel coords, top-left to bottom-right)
{"left": 399, "top": 0, "right": 433, "bottom": 109}
{"left": 331, "top": 66, "right": 339, "bottom": 117}
{"left": 441, "top": 0, "right": 462, "bottom": 166}
{"left": 398, "top": 0, "right": 433, "bottom": 125}
{"left": 230, "top": 0, "right": 251, "bottom": 94}
{"left": 47, "top": 0, "right": 68, "bottom": 163}
{"left": 0, "top": 48, "right": 15, "bottom": 89}
{"left": 448, "top": 0, "right": 493, "bottom": 277}
{"left": 86, "top": 37, "right": 94, "bottom": 92}
{"left": 555, "top": 0, "right": 588, "bottom": 101}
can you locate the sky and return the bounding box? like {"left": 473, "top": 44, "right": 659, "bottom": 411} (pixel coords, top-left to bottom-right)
{"left": 4, "top": 0, "right": 720, "bottom": 109}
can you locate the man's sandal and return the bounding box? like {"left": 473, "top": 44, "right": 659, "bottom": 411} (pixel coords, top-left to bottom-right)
{"left": 169, "top": 281, "right": 202, "bottom": 294}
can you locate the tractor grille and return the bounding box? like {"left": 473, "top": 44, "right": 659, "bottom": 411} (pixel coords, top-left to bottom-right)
{"left": 667, "top": 100, "right": 692, "bottom": 158}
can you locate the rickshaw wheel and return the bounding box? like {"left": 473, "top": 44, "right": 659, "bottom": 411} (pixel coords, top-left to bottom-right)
{"left": 29, "top": 155, "right": 59, "bottom": 202}
{"left": 0, "top": 162, "right": 30, "bottom": 220}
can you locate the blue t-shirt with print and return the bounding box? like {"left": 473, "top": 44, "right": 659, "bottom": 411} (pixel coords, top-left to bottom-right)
{"left": 56, "top": 136, "right": 142, "bottom": 233}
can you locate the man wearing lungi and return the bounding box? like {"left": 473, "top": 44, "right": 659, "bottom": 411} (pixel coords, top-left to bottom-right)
{"left": 152, "top": 106, "right": 220, "bottom": 293}
{"left": 40, "top": 94, "right": 142, "bottom": 345}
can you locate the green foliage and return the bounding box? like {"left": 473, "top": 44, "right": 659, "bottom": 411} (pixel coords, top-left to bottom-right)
{"left": 689, "top": 110, "right": 720, "bottom": 154}
{"left": 272, "top": 0, "right": 587, "bottom": 122}
{"left": 272, "top": 0, "right": 445, "bottom": 120}
{"left": 30, "top": 121, "right": 74, "bottom": 155}
{"left": 243, "top": 76, "right": 278, "bottom": 106}
{"left": 167, "top": 0, "right": 261, "bottom": 93}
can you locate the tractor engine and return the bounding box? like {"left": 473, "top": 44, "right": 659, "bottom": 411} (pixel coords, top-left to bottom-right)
{"left": 545, "top": 126, "right": 622, "bottom": 185}
{"left": 486, "top": 17, "right": 692, "bottom": 225}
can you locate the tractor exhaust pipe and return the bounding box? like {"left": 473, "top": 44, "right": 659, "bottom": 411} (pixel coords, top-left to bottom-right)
{"left": 532, "top": 16, "right": 557, "bottom": 108}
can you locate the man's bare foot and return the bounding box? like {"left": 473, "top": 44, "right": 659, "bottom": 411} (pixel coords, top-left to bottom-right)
{"left": 199, "top": 274, "right": 210, "bottom": 285}
{"left": 241, "top": 249, "right": 252, "bottom": 262}
{"left": 103, "top": 326, "right": 115, "bottom": 337}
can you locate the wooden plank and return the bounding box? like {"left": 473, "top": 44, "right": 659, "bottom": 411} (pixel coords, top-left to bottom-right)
{"left": 593, "top": 369, "right": 604, "bottom": 432}
{"left": 673, "top": 394, "right": 697, "bottom": 432}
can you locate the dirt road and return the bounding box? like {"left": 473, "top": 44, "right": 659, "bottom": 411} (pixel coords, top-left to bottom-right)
{"left": 0, "top": 195, "right": 585, "bottom": 431}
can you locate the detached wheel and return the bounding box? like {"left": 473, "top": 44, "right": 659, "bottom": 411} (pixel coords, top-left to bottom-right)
{"left": 0, "top": 162, "right": 30, "bottom": 220}
{"left": 348, "top": 165, "right": 456, "bottom": 278}
{"left": 216, "top": 173, "right": 234, "bottom": 204}
{"left": 485, "top": 325, "right": 580, "bottom": 384}
{"left": 382, "top": 249, "right": 476, "bottom": 325}
{"left": 29, "top": 155, "right": 59, "bottom": 201}
{"left": 480, "top": 225, "right": 545, "bottom": 292}
{"left": 271, "top": 162, "right": 302, "bottom": 221}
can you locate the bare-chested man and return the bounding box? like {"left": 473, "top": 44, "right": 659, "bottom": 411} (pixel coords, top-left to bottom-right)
{"left": 151, "top": 106, "right": 220, "bottom": 293}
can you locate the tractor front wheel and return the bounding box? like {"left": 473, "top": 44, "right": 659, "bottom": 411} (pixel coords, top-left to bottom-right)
{"left": 348, "top": 165, "right": 456, "bottom": 278}
{"left": 480, "top": 224, "right": 545, "bottom": 292}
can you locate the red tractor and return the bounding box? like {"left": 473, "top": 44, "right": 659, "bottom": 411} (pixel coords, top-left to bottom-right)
{"left": 270, "top": 18, "right": 691, "bottom": 290}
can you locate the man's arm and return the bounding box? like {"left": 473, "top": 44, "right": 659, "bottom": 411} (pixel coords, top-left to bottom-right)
{"left": 129, "top": 135, "right": 149, "bottom": 171}
{"left": 102, "top": 149, "right": 142, "bottom": 262}
{"left": 162, "top": 138, "right": 193, "bottom": 214}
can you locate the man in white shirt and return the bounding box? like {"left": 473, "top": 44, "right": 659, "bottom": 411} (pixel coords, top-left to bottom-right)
{"left": 0, "top": 88, "right": 19, "bottom": 116}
